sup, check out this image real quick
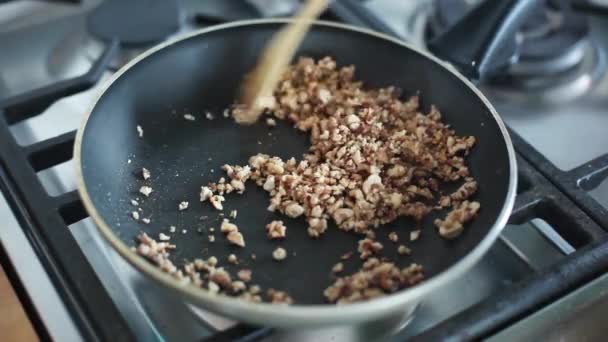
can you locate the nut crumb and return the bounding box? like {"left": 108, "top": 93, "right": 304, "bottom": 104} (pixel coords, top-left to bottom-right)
{"left": 388, "top": 232, "right": 398, "bottom": 243}
{"left": 266, "top": 220, "right": 287, "bottom": 239}
{"left": 205, "top": 112, "right": 214, "bottom": 120}
{"left": 230, "top": 210, "right": 238, "bottom": 219}
{"left": 341, "top": 252, "right": 353, "bottom": 260}
{"left": 357, "top": 238, "right": 383, "bottom": 259}
{"left": 159, "top": 233, "right": 170, "bottom": 241}
{"left": 251, "top": 254, "right": 257, "bottom": 260}
{"left": 410, "top": 230, "right": 420, "bottom": 241}
{"left": 142, "top": 217, "right": 151, "bottom": 224}
{"left": 227, "top": 231, "right": 245, "bottom": 247}
{"left": 131, "top": 199, "right": 139, "bottom": 206}
{"left": 182, "top": 229, "right": 187, "bottom": 234}
{"left": 210, "top": 195, "right": 225, "bottom": 210}
{"left": 220, "top": 220, "right": 238, "bottom": 234}
{"left": 272, "top": 247, "right": 287, "bottom": 261}
{"left": 169, "top": 226, "right": 176, "bottom": 233}
{"left": 267, "top": 289, "right": 293, "bottom": 304}
{"left": 142, "top": 168, "right": 151, "bottom": 180}
{"left": 266, "top": 118, "right": 276, "bottom": 127}
{"left": 207, "top": 256, "right": 218, "bottom": 267}
{"left": 398, "top": 245, "right": 411, "bottom": 255}
{"left": 139, "top": 186, "right": 153, "bottom": 197}
{"left": 136, "top": 125, "right": 143, "bottom": 138}
{"left": 200, "top": 186, "right": 213, "bottom": 202}
{"left": 184, "top": 113, "right": 196, "bottom": 121}
{"left": 237, "top": 269, "right": 252, "bottom": 282}
{"left": 178, "top": 201, "right": 189, "bottom": 211}
{"left": 131, "top": 211, "right": 140, "bottom": 220}
{"left": 223, "top": 109, "right": 230, "bottom": 118}
{"left": 208, "top": 235, "right": 215, "bottom": 242}
{"left": 227, "top": 254, "right": 238, "bottom": 264}
{"left": 332, "top": 262, "right": 344, "bottom": 273}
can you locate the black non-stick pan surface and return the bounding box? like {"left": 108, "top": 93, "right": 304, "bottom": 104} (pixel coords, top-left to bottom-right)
{"left": 77, "top": 21, "right": 515, "bottom": 305}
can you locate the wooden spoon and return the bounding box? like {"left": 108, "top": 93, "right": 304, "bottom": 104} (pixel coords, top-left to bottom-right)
{"left": 235, "top": 0, "right": 329, "bottom": 124}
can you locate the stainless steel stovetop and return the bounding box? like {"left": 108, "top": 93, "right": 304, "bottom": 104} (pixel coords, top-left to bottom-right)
{"left": 1, "top": 0, "right": 607, "bottom": 341}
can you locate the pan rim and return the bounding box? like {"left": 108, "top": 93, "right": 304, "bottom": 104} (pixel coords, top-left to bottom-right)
{"left": 74, "top": 18, "right": 517, "bottom": 326}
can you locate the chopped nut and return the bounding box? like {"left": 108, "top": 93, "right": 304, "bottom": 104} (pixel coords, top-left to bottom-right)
{"left": 130, "top": 199, "right": 139, "bottom": 206}
{"left": 142, "top": 217, "right": 151, "bottom": 224}
{"left": 208, "top": 281, "right": 220, "bottom": 293}
{"left": 232, "top": 280, "right": 246, "bottom": 292}
{"left": 227, "top": 231, "right": 245, "bottom": 247}
{"left": 435, "top": 201, "right": 480, "bottom": 239}
{"left": 159, "top": 233, "right": 170, "bottom": 241}
{"left": 227, "top": 254, "right": 238, "bottom": 264}
{"left": 410, "top": 230, "right": 420, "bottom": 241}
{"left": 208, "top": 235, "right": 215, "bottom": 242}
{"left": 142, "top": 168, "right": 151, "bottom": 180}
{"left": 284, "top": 202, "right": 304, "bottom": 218}
{"left": 237, "top": 269, "right": 252, "bottom": 282}
{"left": 131, "top": 211, "right": 140, "bottom": 220}
{"left": 324, "top": 259, "right": 423, "bottom": 303}
{"left": 398, "top": 245, "right": 411, "bottom": 255}
{"left": 169, "top": 226, "right": 176, "bottom": 233}
{"left": 230, "top": 210, "right": 238, "bottom": 219}
{"left": 266, "top": 220, "right": 287, "bottom": 239}
{"left": 200, "top": 186, "right": 213, "bottom": 202}
{"left": 207, "top": 256, "right": 218, "bottom": 267}
{"left": 272, "top": 247, "right": 287, "bottom": 261}
{"left": 266, "top": 118, "right": 276, "bottom": 127}
{"left": 205, "top": 112, "right": 215, "bottom": 120}
{"left": 357, "top": 238, "right": 383, "bottom": 259}
{"left": 136, "top": 125, "right": 143, "bottom": 138}
{"left": 182, "top": 229, "right": 187, "bottom": 234}
{"left": 332, "top": 262, "right": 344, "bottom": 273}
{"left": 267, "top": 289, "right": 293, "bottom": 304}
{"left": 178, "top": 201, "right": 189, "bottom": 211}
{"left": 210, "top": 195, "right": 225, "bottom": 210}
{"left": 184, "top": 113, "right": 196, "bottom": 121}
{"left": 388, "top": 232, "right": 398, "bottom": 243}
{"left": 220, "top": 220, "right": 238, "bottom": 234}
{"left": 341, "top": 252, "right": 353, "bottom": 260}
{"left": 139, "top": 186, "right": 153, "bottom": 197}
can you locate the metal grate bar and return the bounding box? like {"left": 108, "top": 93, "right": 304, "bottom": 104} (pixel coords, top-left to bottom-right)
{"left": 55, "top": 189, "right": 88, "bottom": 226}
{"left": 26, "top": 131, "right": 76, "bottom": 172}
{"left": 1, "top": 41, "right": 119, "bottom": 125}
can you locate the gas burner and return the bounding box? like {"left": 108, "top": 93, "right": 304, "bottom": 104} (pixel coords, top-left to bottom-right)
{"left": 426, "top": 0, "right": 598, "bottom": 84}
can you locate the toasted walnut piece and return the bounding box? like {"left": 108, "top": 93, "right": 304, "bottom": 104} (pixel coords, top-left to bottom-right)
{"left": 210, "top": 195, "right": 225, "bottom": 210}
{"left": 139, "top": 186, "right": 153, "bottom": 197}
{"left": 388, "top": 232, "right": 398, "bottom": 243}
{"left": 142, "top": 168, "right": 151, "bottom": 180}
{"left": 267, "top": 289, "right": 293, "bottom": 304}
{"left": 200, "top": 186, "right": 213, "bottom": 202}
{"left": 272, "top": 247, "right": 287, "bottom": 261}
{"left": 307, "top": 218, "right": 328, "bottom": 238}
{"left": 158, "top": 233, "right": 170, "bottom": 241}
{"left": 284, "top": 202, "right": 305, "bottom": 218}
{"left": 232, "top": 280, "right": 246, "bottom": 292}
{"left": 220, "top": 220, "right": 238, "bottom": 234}
{"left": 178, "top": 201, "right": 189, "bottom": 211}
{"left": 266, "top": 118, "right": 277, "bottom": 127}
{"left": 237, "top": 269, "right": 252, "bottom": 282}
{"left": 141, "top": 217, "right": 151, "bottom": 224}
{"left": 131, "top": 211, "right": 140, "bottom": 220}
{"left": 341, "top": 252, "right": 353, "bottom": 260}
{"left": 357, "top": 238, "right": 383, "bottom": 259}
{"left": 210, "top": 268, "right": 232, "bottom": 289}
{"left": 362, "top": 174, "right": 382, "bottom": 194}
{"left": 410, "top": 230, "right": 420, "bottom": 241}
{"left": 266, "top": 220, "right": 287, "bottom": 239}
{"left": 435, "top": 201, "right": 480, "bottom": 239}
{"left": 324, "top": 259, "right": 424, "bottom": 304}
{"left": 227, "top": 231, "right": 246, "bottom": 247}
{"left": 397, "top": 245, "right": 411, "bottom": 255}
{"left": 208, "top": 281, "right": 220, "bottom": 293}
{"left": 207, "top": 256, "right": 218, "bottom": 267}
{"left": 228, "top": 254, "right": 238, "bottom": 264}
{"left": 332, "top": 262, "right": 344, "bottom": 273}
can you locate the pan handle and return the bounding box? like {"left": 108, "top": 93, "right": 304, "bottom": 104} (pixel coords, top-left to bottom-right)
{"left": 427, "top": 0, "right": 541, "bottom": 81}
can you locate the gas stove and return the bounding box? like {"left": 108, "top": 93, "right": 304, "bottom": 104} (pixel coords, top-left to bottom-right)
{"left": 1, "top": 1, "right": 608, "bottom": 341}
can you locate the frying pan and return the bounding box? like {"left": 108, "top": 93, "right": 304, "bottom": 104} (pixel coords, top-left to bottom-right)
{"left": 74, "top": 19, "right": 517, "bottom": 328}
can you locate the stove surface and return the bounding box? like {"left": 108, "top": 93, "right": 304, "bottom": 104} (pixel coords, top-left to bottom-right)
{"left": 0, "top": 0, "right": 606, "bottom": 341}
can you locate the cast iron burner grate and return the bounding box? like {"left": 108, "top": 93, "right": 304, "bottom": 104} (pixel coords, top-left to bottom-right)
{"left": 1, "top": 1, "right": 608, "bottom": 341}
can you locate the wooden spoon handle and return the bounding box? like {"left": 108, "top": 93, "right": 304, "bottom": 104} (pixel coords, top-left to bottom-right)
{"left": 236, "top": 0, "right": 329, "bottom": 124}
